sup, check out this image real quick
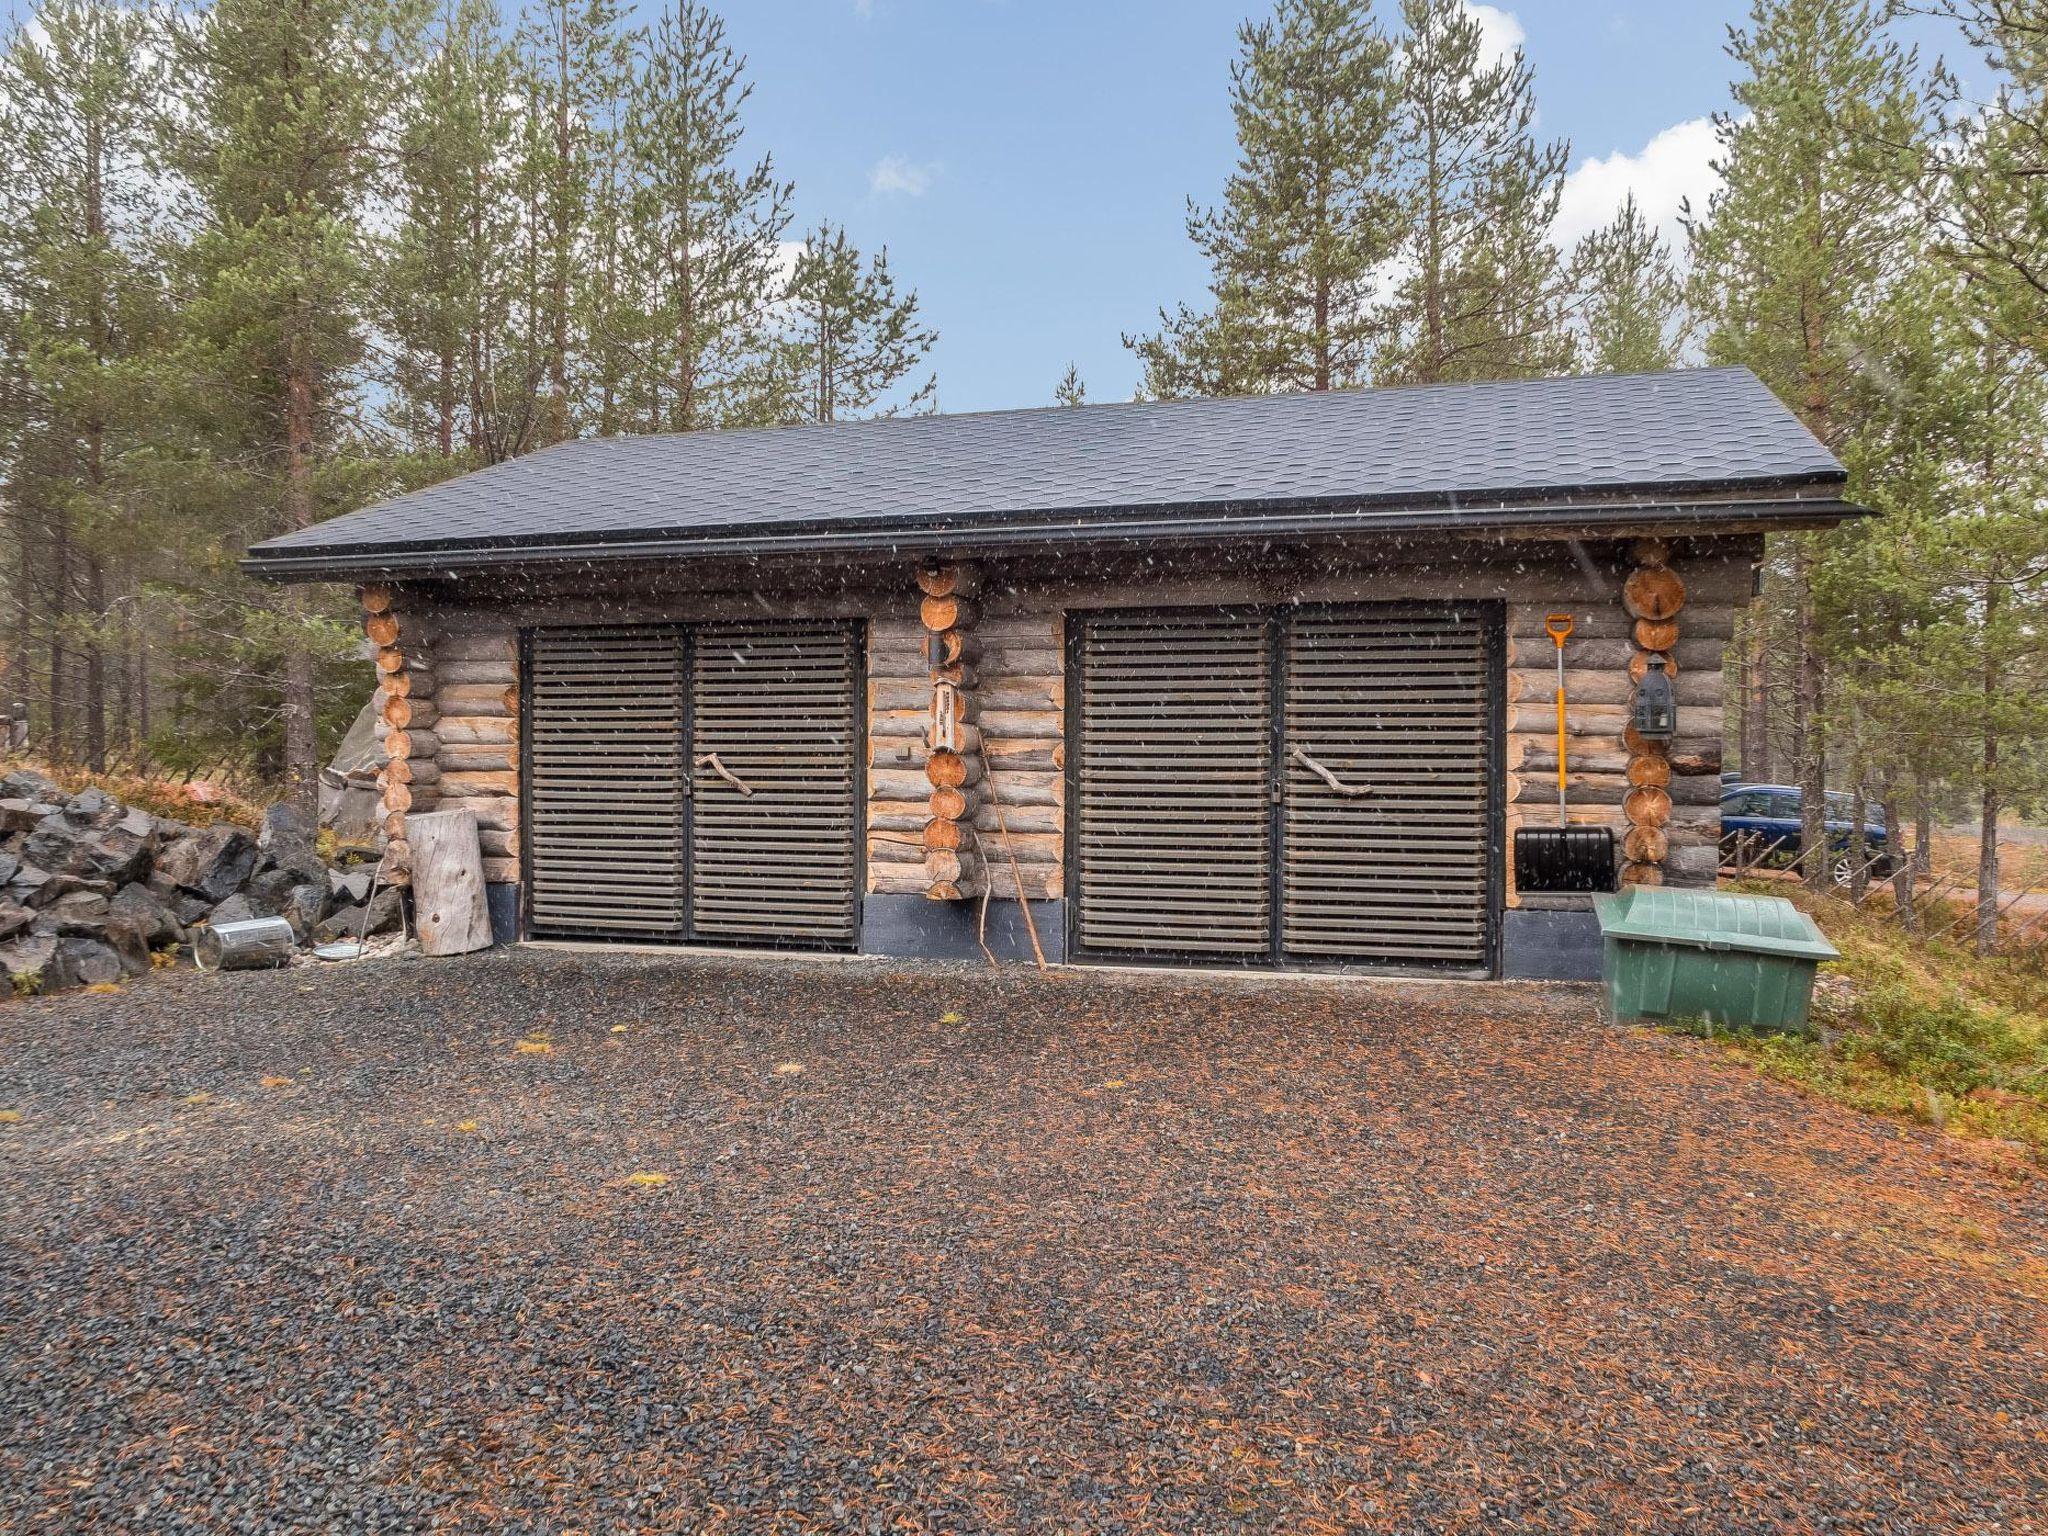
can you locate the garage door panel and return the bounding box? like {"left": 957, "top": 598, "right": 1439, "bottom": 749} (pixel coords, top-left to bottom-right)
{"left": 1073, "top": 603, "right": 1497, "bottom": 972}
{"left": 1281, "top": 607, "right": 1492, "bottom": 965}
{"left": 526, "top": 627, "right": 688, "bottom": 937}
{"left": 688, "top": 622, "right": 860, "bottom": 947}
{"left": 525, "top": 621, "right": 860, "bottom": 948}
{"left": 1075, "top": 612, "right": 1271, "bottom": 956}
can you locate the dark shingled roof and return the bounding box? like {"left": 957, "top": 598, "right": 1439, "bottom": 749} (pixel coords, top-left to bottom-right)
{"left": 245, "top": 367, "right": 1854, "bottom": 578}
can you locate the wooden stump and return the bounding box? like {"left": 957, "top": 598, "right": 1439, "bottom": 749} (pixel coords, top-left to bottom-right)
{"left": 406, "top": 809, "right": 493, "bottom": 956}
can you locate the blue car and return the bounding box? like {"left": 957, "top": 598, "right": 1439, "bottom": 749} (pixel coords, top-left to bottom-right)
{"left": 1720, "top": 783, "right": 1892, "bottom": 880}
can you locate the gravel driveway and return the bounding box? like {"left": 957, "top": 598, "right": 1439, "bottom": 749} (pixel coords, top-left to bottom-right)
{"left": 3, "top": 950, "right": 2045, "bottom": 1533}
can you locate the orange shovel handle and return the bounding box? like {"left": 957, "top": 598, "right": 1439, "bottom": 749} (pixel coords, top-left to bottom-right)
{"left": 1545, "top": 615, "right": 1574, "bottom": 821}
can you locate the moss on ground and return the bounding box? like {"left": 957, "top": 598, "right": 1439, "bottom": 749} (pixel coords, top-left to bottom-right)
{"left": 1677, "top": 883, "right": 2048, "bottom": 1160}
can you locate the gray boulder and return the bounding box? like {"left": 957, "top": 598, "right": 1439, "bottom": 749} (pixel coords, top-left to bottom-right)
{"left": 313, "top": 886, "right": 402, "bottom": 943}
{"left": 0, "top": 851, "right": 16, "bottom": 886}
{"left": 32, "top": 889, "right": 113, "bottom": 937}
{"left": 22, "top": 807, "right": 153, "bottom": 886}
{"left": 258, "top": 800, "right": 316, "bottom": 849}
{"left": 0, "top": 797, "right": 54, "bottom": 835}
{"left": 24, "top": 872, "right": 113, "bottom": 909}
{"left": 108, "top": 883, "right": 183, "bottom": 951}
{"left": 170, "top": 891, "right": 213, "bottom": 926}
{"left": 0, "top": 769, "right": 62, "bottom": 802}
{"left": 157, "top": 824, "right": 258, "bottom": 904}
{"left": 279, "top": 884, "right": 326, "bottom": 941}
{"left": 7, "top": 864, "right": 50, "bottom": 903}
{"left": 208, "top": 893, "right": 257, "bottom": 927}
{"left": 0, "top": 899, "right": 30, "bottom": 941}
{"left": 44, "top": 936, "right": 127, "bottom": 990}
{"left": 61, "top": 786, "right": 121, "bottom": 828}
{"left": 329, "top": 868, "right": 373, "bottom": 906}
{"left": 245, "top": 865, "right": 305, "bottom": 917}
{"left": 255, "top": 807, "right": 327, "bottom": 889}
{"left": 0, "top": 932, "right": 56, "bottom": 990}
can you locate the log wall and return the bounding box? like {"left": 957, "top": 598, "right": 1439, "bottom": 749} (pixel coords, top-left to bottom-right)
{"left": 377, "top": 533, "right": 1754, "bottom": 909}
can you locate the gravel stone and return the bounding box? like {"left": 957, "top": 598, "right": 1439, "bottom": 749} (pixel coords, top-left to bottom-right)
{"left": 1, "top": 952, "right": 2044, "bottom": 1532}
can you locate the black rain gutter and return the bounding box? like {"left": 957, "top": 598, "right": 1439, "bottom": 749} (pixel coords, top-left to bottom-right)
{"left": 241, "top": 486, "right": 1865, "bottom": 583}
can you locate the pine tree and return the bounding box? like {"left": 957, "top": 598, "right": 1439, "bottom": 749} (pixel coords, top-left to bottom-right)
{"left": 168, "top": 0, "right": 422, "bottom": 803}
{"left": 385, "top": 0, "right": 524, "bottom": 464}
{"left": 1930, "top": 1, "right": 2045, "bottom": 362}
{"left": 1573, "top": 193, "right": 1688, "bottom": 373}
{"left": 782, "top": 222, "right": 936, "bottom": 424}
{"left": 1376, "top": 0, "right": 1574, "bottom": 384}
{"left": 513, "top": 0, "right": 628, "bottom": 445}
{"left": 0, "top": 0, "right": 169, "bottom": 768}
{"left": 620, "top": 0, "right": 791, "bottom": 431}
{"left": 1688, "top": 0, "right": 1928, "bottom": 887}
{"left": 1124, "top": 0, "right": 1402, "bottom": 397}
{"left": 1055, "top": 362, "right": 1086, "bottom": 406}
{"left": 579, "top": 8, "right": 639, "bottom": 437}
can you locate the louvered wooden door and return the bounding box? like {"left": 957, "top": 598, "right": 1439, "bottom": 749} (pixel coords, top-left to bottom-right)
{"left": 688, "top": 622, "right": 861, "bottom": 946}
{"left": 1073, "top": 611, "right": 1273, "bottom": 955}
{"left": 1281, "top": 607, "right": 1493, "bottom": 967}
{"left": 1071, "top": 604, "right": 1497, "bottom": 972}
{"left": 522, "top": 621, "right": 861, "bottom": 948}
{"left": 525, "top": 626, "right": 689, "bottom": 937}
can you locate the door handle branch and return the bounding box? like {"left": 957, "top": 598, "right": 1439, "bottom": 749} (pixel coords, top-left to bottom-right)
{"left": 1289, "top": 746, "right": 1375, "bottom": 798}
{"left": 695, "top": 752, "right": 754, "bottom": 796}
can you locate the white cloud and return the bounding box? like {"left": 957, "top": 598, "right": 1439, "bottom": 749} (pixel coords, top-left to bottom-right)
{"left": 1464, "top": 3, "right": 1525, "bottom": 65}
{"left": 1553, "top": 115, "right": 1722, "bottom": 253}
{"left": 852, "top": 0, "right": 875, "bottom": 16}
{"left": 869, "top": 155, "right": 936, "bottom": 197}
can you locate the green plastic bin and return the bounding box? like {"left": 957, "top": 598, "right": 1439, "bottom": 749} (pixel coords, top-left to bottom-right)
{"left": 1593, "top": 887, "right": 1839, "bottom": 1033}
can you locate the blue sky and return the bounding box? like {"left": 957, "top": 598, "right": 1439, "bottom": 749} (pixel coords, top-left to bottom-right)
{"left": 704, "top": 0, "right": 1972, "bottom": 412}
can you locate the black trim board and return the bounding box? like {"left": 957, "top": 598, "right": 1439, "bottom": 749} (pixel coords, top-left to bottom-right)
{"left": 245, "top": 490, "right": 1861, "bottom": 581}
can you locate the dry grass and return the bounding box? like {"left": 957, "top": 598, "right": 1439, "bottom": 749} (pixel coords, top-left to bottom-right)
{"left": 1695, "top": 881, "right": 2048, "bottom": 1162}
{"left": 3, "top": 756, "right": 266, "bottom": 830}
{"left": 1922, "top": 826, "right": 2048, "bottom": 891}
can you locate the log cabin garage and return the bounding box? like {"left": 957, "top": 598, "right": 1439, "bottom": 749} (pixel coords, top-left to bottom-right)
{"left": 244, "top": 367, "right": 1862, "bottom": 981}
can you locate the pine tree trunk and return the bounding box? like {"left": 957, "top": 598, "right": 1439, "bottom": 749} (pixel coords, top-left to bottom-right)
{"left": 1914, "top": 780, "right": 1933, "bottom": 881}
{"left": 5, "top": 498, "right": 33, "bottom": 737}
{"left": 438, "top": 349, "right": 456, "bottom": 458}
{"left": 1421, "top": 114, "right": 1443, "bottom": 383}
{"left": 545, "top": 5, "right": 573, "bottom": 442}
{"left": 48, "top": 512, "right": 69, "bottom": 763}
{"left": 135, "top": 608, "right": 150, "bottom": 746}
{"left": 1976, "top": 575, "right": 2001, "bottom": 955}
{"left": 1742, "top": 605, "right": 1770, "bottom": 781}
{"left": 1794, "top": 538, "right": 1827, "bottom": 886}
{"left": 1880, "top": 777, "right": 1917, "bottom": 936}
{"left": 281, "top": 336, "right": 319, "bottom": 815}
{"left": 83, "top": 111, "right": 109, "bottom": 772}
{"left": 83, "top": 555, "right": 106, "bottom": 771}
{"left": 1849, "top": 780, "right": 1869, "bottom": 903}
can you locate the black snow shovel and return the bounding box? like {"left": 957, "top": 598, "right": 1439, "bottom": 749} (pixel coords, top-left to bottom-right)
{"left": 1514, "top": 613, "right": 1616, "bottom": 893}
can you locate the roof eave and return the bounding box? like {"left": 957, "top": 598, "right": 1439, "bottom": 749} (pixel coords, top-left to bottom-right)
{"left": 242, "top": 483, "right": 1864, "bottom": 584}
